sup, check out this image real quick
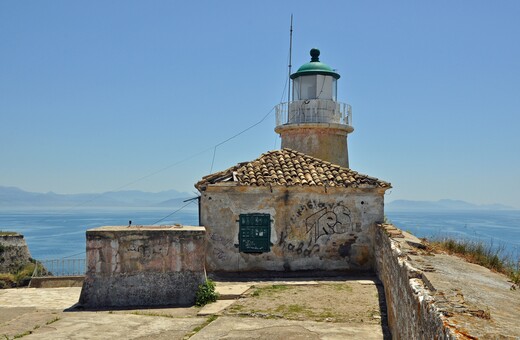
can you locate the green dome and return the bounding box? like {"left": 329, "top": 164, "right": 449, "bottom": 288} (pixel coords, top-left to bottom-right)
{"left": 290, "top": 48, "right": 340, "bottom": 79}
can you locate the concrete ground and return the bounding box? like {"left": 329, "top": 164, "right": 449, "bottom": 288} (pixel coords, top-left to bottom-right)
{"left": 0, "top": 278, "right": 387, "bottom": 340}
{"left": 192, "top": 317, "right": 383, "bottom": 340}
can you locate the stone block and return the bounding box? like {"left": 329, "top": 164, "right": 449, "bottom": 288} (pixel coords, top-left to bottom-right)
{"left": 79, "top": 225, "right": 206, "bottom": 309}
{"left": 0, "top": 233, "right": 32, "bottom": 273}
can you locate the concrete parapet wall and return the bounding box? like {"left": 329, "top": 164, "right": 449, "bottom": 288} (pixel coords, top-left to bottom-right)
{"left": 0, "top": 234, "right": 32, "bottom": 273}
{"left": 373, "top": 224, "right": 456, "bottom": 339}
{"left": 29, "top": 276, "right": 84, "bottom": 288}
{"left": 79, "top": 226, "right": 206, "bottom": 308}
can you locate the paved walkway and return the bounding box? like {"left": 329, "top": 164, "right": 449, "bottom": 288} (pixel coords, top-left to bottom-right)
{"left": 0, "top": 279, "right": 386, "bottom": 340}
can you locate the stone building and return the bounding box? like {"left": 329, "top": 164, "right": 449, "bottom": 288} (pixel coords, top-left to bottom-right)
{"left": 196, "top": 49, "right": 391, "bottom": 272}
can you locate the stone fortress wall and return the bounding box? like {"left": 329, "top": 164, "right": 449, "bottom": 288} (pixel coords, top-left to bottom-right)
{"left": 3, "top": 222, "right": 517, "bottom": 337}
{"left": 0, "top": 233, "right": 32, "bottom": 273}
{"left": 373, "top": 223, "right": 520, "bottom": 339}
{"left": 374, "top": 224, "right": 456, "bottom": 339}
{"left": 75, "top": 221, "right": 520, "bottom": 338}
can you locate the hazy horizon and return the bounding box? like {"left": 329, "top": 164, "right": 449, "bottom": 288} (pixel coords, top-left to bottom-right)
{"left": 1, "top": 185, "right": 517, "bottom": 210}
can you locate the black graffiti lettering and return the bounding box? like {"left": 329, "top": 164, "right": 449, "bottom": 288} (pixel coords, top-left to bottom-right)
{"left": 305, "top": 203, "right": 352, "bottom": 243}
{"left": 281, "top": 201, "right": 352, "bottom": 258}
{"left": 296, "top": 242, "right": 303, "bottom": 255}
{"left": 306, "top": 208, "right": 327, "bottom": 235}
{"left": 278, "top": 231, "right": 287, "bottom": 246}
{"left": 284, "top": 242, "right": 319, "bottom": 257}
{"left": 213, "top": 248, "right": 228, "bottom": 261}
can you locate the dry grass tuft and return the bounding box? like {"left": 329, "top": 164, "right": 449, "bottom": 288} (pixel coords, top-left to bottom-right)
{"left": 426, "top": 237, "right": 520, "bottom": 286}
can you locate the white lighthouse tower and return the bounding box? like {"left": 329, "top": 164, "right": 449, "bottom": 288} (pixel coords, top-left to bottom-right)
{"left": 275, "top": 48, "right": 353, "bottom": 167}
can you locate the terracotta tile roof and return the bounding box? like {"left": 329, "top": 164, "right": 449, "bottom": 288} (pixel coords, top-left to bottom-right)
{"left": 195, "top": 148, "right": 391, "bottom": 190}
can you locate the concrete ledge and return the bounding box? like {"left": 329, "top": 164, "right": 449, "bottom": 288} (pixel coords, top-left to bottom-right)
{"left": 275, "top": 122, "right": 354, "bottom": 134}
{"left": 215, "top": 284, "right": 252, "bottom": 300}
{"left": 197, "top": 300, "right": 236, "bottom": 316}
{"left": 29, "top": 276, "right": 84, "bottom": 288}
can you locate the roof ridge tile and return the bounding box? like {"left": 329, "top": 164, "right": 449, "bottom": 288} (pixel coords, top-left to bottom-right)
{"left": 195, "top": 148, "right": 391, "bottom": 190}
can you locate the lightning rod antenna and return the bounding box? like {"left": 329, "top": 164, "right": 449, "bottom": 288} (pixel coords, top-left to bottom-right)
{"left": 287, "top": 14, "right": 293, "bottom": 122}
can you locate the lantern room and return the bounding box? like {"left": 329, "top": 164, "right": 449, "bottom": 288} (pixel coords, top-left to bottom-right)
{"left": 291, "top": 48, "right": 340, "bottom": 101}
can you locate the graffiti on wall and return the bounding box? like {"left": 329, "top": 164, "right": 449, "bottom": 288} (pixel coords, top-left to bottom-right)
{"left": 278, "top": 230, "right": 321, "bottom": 257}
{"left": 282, "top": 201, "right": 357, "bottom": 258}
{"left": 210, "top": 232, "right": 234, "bottom": 262}
{"left": 305, "top": 204, "right": 352, "bottom": 243}
{"left": 126, "top": 242, "right": 168, "bottom": 260}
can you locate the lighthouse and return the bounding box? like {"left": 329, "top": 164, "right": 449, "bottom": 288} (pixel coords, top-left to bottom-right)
{"left": 196, "top": 47, "right": 390, "bottom": 273}
{"left": 275, "top": 48, "right": 353, "bottom": 167}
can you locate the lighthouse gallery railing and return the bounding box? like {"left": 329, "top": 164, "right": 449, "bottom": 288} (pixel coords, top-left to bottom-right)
{"left": 275, "top": 100, "right": 352, "bottom": 128}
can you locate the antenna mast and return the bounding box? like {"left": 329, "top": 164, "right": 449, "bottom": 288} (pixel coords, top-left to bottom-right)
{"left": 287, "top": 14, "right": 293, "bottom": 122}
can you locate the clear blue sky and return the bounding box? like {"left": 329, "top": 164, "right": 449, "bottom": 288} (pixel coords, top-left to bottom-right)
{"left": 1, "top": 1, "right": 519, "bottom": 208}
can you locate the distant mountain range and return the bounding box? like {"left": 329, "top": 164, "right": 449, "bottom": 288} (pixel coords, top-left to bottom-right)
{"left": 0, "top": 186, "right": 196, "bottom": 208}
{"left": 386, "top": 199, "right": 515, "bottom": 212}
{"left": 1, "top": 186, "right": 514, "bottom": 211}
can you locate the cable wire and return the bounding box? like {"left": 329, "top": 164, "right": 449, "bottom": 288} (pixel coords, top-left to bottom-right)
{"left": 209, "top": 105, "right": 275, "bottom": 173}
{"left": 151, "top": 200, "right": 196, "bottom": 225}
{"left": 8, "top": 49, "right": 287, "bottom": 231}
{"left": 62, "top": 251, "right": 86, "bottom": 258}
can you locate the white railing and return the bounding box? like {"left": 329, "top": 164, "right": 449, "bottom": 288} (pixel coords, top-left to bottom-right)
{"left": 32, "top": 258, "right": 86, "bottom": 277}
{"left": 275, "top": 100, "right": 352, "bottom": 127}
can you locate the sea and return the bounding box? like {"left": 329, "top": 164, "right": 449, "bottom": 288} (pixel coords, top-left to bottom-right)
{"left": 0, "top": 207, "right": 198, "bottom": 260}
{"left": 387, "top": 210, "right": 520, "bottom": 257}
{"left": 1, "top": 207, "right": 519, "bottom": 260}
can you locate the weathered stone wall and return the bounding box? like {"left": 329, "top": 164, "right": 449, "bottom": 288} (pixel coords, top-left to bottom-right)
{"left": 79, "top": 226, "right": 206, "bottom": 308}
{"left": 373, "top": 224, "right": 457, "bottom": 339}
{"left": 0, "top": 233, "right": 32, "bottom": 273}
{"left": 375, "top": 223, "right": 520, "bottom": 339}
{"left": 200, "top": 185, "right": 385, "bottom": 272}
{"left": 276, "top": 123, "right": 352, "bottom": 167}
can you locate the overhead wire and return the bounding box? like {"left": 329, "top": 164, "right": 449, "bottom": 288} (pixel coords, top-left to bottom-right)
{"left": 10, "top": 48, "right": 291, "bottom": 256}
{"left": 16, "top": 103, "right": 278, "bottom": 243}
{"left": 159, "top": 48, "right": 291, "bottom": 222}
{"left": 151, "top": 199, "right": 197, "bottom": 225}
{"left": 209, "top": 105, "right": 275, "bottom": 174}
{"left": 62, "top": 251, "right": 87, "bottom": 258}
{"left": 161, "top": 44, "right": 291, "bottom": 222}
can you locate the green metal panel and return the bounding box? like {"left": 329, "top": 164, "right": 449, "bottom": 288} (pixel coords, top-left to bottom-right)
{"left": 239, "top": 213, "right": 271, "bottom": 253}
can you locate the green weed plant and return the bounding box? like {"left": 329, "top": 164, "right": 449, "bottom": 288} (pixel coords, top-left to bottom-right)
{"left": 195, "top": 279, "right": 219, "bottom": 306}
